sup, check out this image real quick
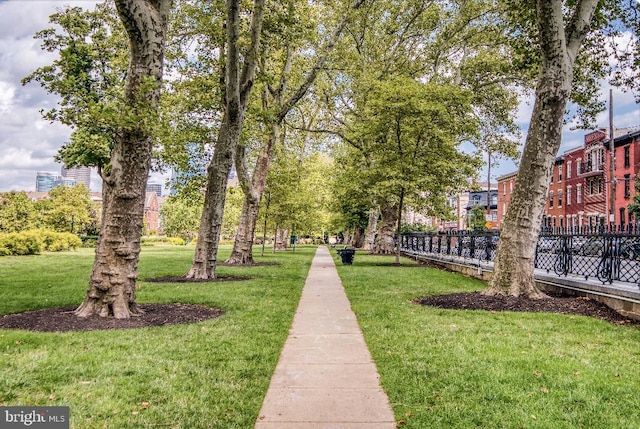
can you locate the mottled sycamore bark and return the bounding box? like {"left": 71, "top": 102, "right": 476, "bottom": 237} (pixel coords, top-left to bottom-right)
{"left": 486, "top": 0, "right": 599, "bottom": 297}
{"left": 373, "top": 203, "right": 398, "bottom": 255}
{"left": 187, "top": 0, "right": 265, "bottom": 279}
{"left": 363, "top": 207, "right": 380, "bottom": 251}
{"left": 76, "top": 0, "right": 172, "bottom": 318}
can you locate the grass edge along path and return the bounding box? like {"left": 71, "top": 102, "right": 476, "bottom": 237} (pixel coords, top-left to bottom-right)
{"left": 0, "top": 245, "right": 316, "bottom": 428}
{"left": 333, "top": 251, "right": 640, "bottom": 428}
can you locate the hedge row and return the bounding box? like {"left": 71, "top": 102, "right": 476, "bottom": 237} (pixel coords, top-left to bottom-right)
{"left": 0, "top": 230, "right": 83, "bottom": 256}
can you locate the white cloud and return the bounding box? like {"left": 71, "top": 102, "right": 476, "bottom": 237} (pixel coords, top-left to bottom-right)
{"left": 0, "top": 0, "right": 99, "bottom": 192}
{"left": 0, "top": 80, "right": 15, "bottom": 112}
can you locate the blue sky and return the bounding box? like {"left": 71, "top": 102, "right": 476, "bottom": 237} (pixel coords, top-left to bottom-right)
{"left": 0, "top": 1, "right": 638, "bottom": 193}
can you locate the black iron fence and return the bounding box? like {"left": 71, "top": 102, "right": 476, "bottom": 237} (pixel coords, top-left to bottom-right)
{"left": 400, "top": 226, "right": 640, "bottom": 286}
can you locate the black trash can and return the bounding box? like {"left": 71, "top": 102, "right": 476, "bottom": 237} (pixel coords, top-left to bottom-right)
{"left": 336, "top": 248, "right": 355, "bottom": 265}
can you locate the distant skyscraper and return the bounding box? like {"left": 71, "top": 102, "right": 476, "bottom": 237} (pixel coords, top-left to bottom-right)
{"left": 61, "top": 166, "right": 91, "bottom": 190}
{"left": 53, "top": 177, "right": 77, "bottom": 188}
{"left": 146, "top": 182, "right": 163, "bottom": 197}
{"left": 36, "top": 172, "right": 58, "bottom": 192}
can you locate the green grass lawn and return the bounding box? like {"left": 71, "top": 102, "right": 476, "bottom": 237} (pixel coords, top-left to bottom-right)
{"left": 3, "top": 247, "right": 640, "bottom": 428}
{"left": 334, "top": 252, "right": 640, "bottom": 429}
{"left": 0, "top": 245, "right": 315, "bottom": 428}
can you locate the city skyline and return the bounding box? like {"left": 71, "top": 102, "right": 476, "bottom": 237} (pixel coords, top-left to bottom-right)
{"left": 0, "top": 1, "right": 638, "bottom": 193}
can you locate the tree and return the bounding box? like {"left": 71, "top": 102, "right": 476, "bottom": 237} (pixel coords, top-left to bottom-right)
{"left": 337, "top": 77, "right": 481, "bottom": 262}
{"left": 186, "top": 0, "right": 266, "bottom": 279}
{"left": 74, "top": 0, "right": 172, "bottom": 318}
{"left": 22, "top": 1, "right": 128, "bottom": 173}
{"left": 487, "top": 0, "right": 640, "bottom": 298}
{"left": 159, "top": 193, "right": 203, "bottom": 241}
{"left": 469, "top": 204, "right": 487, "bottom": 231}
{"left": 0, "top": 192, "right": 38, "bottom": 233}
{"left": 37, "top": 185, "right": 94, "bottom": 234}
{"left": 322, "top": 0, "right": 525, "bottom": 255}
{"left": 227, "top": 0, "right": 367, "bottom": 265}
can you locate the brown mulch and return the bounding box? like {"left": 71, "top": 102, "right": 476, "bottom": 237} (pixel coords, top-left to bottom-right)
{"left": 144, "top": 275, "right": 253, "bottom": 283}
{"left": 414, "top": 292, "right": 639, "bottom": 325}
{"left": 0, "top": 303, "right": 223, "bottom": 332}
{"left": 219, "top": 261, "right": 280, "bottom": 267}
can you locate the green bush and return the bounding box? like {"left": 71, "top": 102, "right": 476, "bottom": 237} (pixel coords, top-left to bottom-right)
{"left": 167, "top": 237, "right": 186, "bottom": 246}
{"left": 0, "top": 231, "right": 43, "bottom": 256}
{"left": 80, "top": 235, "right": 98, "bottom": 248}
{"left": 0, "top": 230, "right": 82, "bottom": 256}
{"left": 141, "top": 236, "right": 169, "bottom": 246}
{"left": 41, "top": 230, "right": 82, "bottom": 251}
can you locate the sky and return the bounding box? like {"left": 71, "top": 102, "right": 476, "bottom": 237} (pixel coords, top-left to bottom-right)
{"left": 0, "top": 1, "right": 638, "bottom": 193}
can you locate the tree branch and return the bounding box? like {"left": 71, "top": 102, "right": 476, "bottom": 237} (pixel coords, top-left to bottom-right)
{"left": 277, "top": 0, "right": 367, "bottom": 121}
{"left": 239, "top": 0, "right": 266, "bottom": 110}
{"left": 565, "top": 0, "right": 599, "bottom": 63}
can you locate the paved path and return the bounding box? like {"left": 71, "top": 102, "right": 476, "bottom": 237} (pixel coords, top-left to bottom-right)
{"left": 255, "top": 246, "right": 396, "bottom": 429}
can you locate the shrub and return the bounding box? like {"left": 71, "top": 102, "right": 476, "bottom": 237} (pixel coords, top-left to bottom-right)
{"left": 41, "top": 231, "right": 82, "bottom": 251}
{"left": 167, "top": 237, "right": 186, "bottom": 246}
{"left": 141, "top": 236, "right": 169, "bottom": 246}
{"left": 80, "top": 235, "right": 98, "bottom": 248}
{"left": 0, "top": 231, "right": 43, "bottom": 256}
{"left": 0, "top": 230, "right": 82, "bottom": 256}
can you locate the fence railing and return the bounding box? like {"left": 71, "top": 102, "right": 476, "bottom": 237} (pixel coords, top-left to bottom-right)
{"left": 399, "top": 227, "right": 640, "bottom": 286}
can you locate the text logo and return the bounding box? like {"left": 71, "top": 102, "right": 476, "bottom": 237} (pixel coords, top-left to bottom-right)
{"left": 1, "top": 407, "right": 69, "bottom": 428}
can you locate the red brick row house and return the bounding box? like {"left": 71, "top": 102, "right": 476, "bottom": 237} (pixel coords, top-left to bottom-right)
{"left": 497, "top": 128, "right": 640, "bottom": 230}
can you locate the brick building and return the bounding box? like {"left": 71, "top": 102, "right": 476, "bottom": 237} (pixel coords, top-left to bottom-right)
{"left": 496, "top": 171, "right": 517, "bottom": 230}
{"left": 497, "top": 127, "right": 640, "bottom": 230}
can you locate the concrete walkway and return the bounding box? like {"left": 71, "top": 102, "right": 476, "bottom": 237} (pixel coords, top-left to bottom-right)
{"left": 255, "top": 246, "right": 396, "bottom": 428}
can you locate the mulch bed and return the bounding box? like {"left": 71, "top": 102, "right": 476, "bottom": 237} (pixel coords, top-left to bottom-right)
{"left": 144, "top": 275, "right": 253, "bottom": 283}
{"left": 414, "top": 292, "right": 639, "bottom": 325}
{"left": 0, "top": 303, "right": 223, "bottom": 332}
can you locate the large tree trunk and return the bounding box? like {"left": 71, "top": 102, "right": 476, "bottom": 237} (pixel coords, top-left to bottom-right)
{"left": 187, "top": 122, "right": 238, "bottom": 278}
{"left": 351, "top": 226, "right": 365, "bottom": 248}
{"left": 186, "top": 0, "right": 265, "bottom": 279}
{"left": 486, "top": 0, "right": 599, "bottom": 297}
{"left": 227, "top": 123, "right": 279, "bottom": 265}
{"left": 373, "top": 204, "right": 397, "bottom": 254}
{"left": 363, "top": 207, "right": 379, "bottom": 251}
{"left": 274, "top": 228, "right": 289, "bottom": 250}
{"left": 76, "top": 0, "right": 171, "bottom": 319}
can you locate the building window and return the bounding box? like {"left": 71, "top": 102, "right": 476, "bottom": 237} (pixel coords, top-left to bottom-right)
{"left": 625, "top": 174, "right": 631, "bottom": 199}
{"left": 549, "top": 191, "right": 554, "bottom": 208}
{"left": 502, "top": 202, "right": 506, "bottom": 216}
{"left": 567, "top": 161, "right": 572, "bottom": 179}
{"left": 567, "top": 186, "right": 572, "bottom": 205}
{"left": 491, "top": 210, "right": 497, "bottom": 221}
{"left": 557, "top": 190, "right": 563, "bottom": 207}
{"left": 502, "top": 183, "right": 506, "bottom": 195}
{"left": 577, "top": 184, "right": 582, "bottom": 203}
{"left": 624, "top": 146, "right": 630, "bottom": 169}
{"left": 558, "top": 166, "right": 563, "bottom": 181}
{"left": 620, "top": 208, "right": 626, "bottom": 225}
{"left": 577, "top": 159, "right": 582, "bottom": 174}
{"left": 509, "top": 181, "right": 513, "bottom": 193}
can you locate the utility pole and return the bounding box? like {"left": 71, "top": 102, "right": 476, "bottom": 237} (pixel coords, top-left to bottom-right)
{"left": 609, "top": 88, "right": 615, "bottom": 228}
